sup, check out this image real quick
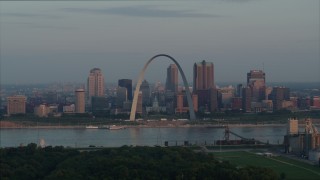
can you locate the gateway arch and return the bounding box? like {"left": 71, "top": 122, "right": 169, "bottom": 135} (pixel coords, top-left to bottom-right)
{"left": 130, "top": 54, "right": 196, "bottom": 121}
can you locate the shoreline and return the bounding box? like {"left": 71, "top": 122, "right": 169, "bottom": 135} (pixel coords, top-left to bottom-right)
{"left": 2, "top": 119, "right": 319, "bottom": 129}
{"left": 0, "top": 123, "right": 287, "bottom": 129}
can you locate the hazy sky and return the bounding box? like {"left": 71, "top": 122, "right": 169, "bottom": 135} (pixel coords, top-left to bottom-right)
{"left": 0, "top": 0, "right": 319, "bottom": 85}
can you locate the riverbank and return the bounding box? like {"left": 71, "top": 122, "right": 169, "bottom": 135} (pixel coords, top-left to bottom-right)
{"left": 0, "top": 120, "right": 287, "bottom": 129}
{"left": 2, "top": 119, "right": 319, "bottom": 129}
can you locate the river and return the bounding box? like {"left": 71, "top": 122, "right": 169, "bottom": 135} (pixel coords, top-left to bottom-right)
{"left": 0, "top": 126, "right": 290, "bottom": 147}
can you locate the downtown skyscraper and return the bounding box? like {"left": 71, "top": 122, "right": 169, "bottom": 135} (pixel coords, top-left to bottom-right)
{"left": 270, "top": 86, "right": 290, "bottom": 111}
{"left": 87, "top": 68, "right": 105, "bottom": 104}
{"left": 193, "top": 60, "right": 217, "bottom": 112}
{"left": 75, "top": 89, "right": 85, "bottom": 113}
{"left": 193, "top": 60, "right": 214, "bottom": 91}
{"left": 165, "top": 64, "right": 178, "bottom": 114}
{"left": 165, "top": 64, "right": 178, "bottom": 93}
{"left": 247, "top": 70, "right": 266, "bottom": 102}
{"left": 140, "top": 80, "right": 151, "bottom": 107}
{"left": 118, "top": 79, "right": 133, "bottom": 101}
{"left": 241, "top": 86, "right": 252, "bottom": 113}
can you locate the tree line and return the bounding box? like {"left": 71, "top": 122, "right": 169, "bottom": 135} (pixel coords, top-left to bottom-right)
{"left": 0, "top": 144, "right": 281, "bottom": 180}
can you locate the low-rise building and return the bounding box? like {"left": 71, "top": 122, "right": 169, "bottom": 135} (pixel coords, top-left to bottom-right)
{"left": 7, "top": 95, "right": 27, "bottom": 115}
{"left": 63, "top": 104, "right": 75, "bottom": 113}
{"left": 34, "top": 104, "right": 49, "bottom": 117}
{"left": 175, "top": 93, "right": 198, "bottom": 114}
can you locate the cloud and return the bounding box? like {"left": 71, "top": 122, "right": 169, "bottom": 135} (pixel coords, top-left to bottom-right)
{"left": 1, "top": 22, "right": 35, "bottom": 26}
{"left": 0, "top": 13, "right": 71, "bottom": 29}
{"left": 1, "top": 21, "right": 75, "bottom": 30}
{"left": 61, "top": 6, "right": 222, "bottom": 18}
{"left": 0, "top": 12, "right": 61, "bottom": 19}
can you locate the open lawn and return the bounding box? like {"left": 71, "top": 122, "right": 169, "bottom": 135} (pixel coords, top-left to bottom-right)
{"left": 213, "top": 151, "right": 320, "bottom": 180}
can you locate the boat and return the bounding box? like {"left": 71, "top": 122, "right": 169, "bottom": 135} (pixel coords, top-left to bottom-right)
{"left": 108, "top": 125, "right": 125, "bottom": 130}
{"left": 86, "top": 125, "right": 99, "bottom": 129}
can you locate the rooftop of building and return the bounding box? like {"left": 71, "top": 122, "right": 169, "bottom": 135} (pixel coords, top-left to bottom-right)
{"left": 90, "top": 68, "right": 102, "bottom": 73}
{"left": 194, "top": 60, "right": 214, "bottom": 66}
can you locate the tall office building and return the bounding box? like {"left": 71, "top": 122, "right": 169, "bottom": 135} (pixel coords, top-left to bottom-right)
{"left": 165, "top": 91, "right": 176, "bottom": 114}
{"left": 116, "top": 87, "right": 127, "bottom": 108}
{"left": 140, "top": 80, "right": 151, "bottom": 106}
{"left": 193, "top": 60, "right": 214, "bottom": 91}
{"left": 210, "top": 88, "right": 218, "bottom": 112}
{"left": 247, "top": 70, "right": 266, "bottom": 102}
{"left": 87, "top": 68, "right": 105, "bottom": 103}
{"left": 75, "top": 89, "right": 85, "bottom": 113}
{"left": 137, "top": 92, "right": 143, "bottom": 114}
{"left": 7, "top": 95, "right": 27, "bottom": 115}
{"left": 118, "top": 79, "right": 132, "bottom": 101}
{"left": 270, "top": 87, "right": 290, "bottom": 111}
{"left": 242, "top": 87, "right": 252, "bottom": 112}
{"left": 165, "top": 64, "right": 178, "bottom": 93}
{"left": 236, "top": 84, "right": 243, "bottom": 97}
{"left": 219, "top": 86, "right": 235, "bottom": 109}
{"left": 193, "top": 60, "right": 216, "bottom": 112}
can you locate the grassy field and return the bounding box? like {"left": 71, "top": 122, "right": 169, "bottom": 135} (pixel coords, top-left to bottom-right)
{"left": 213, "top": 151, "right": 320, "bottom": 180}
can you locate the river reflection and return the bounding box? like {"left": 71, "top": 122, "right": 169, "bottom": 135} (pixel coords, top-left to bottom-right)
{"left": 0, "top": 126, "right": 287, "bottom": 148}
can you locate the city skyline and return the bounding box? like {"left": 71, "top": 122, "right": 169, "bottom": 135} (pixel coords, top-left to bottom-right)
{"left": 0, "top": 0, "right": 319, "bottom": 84}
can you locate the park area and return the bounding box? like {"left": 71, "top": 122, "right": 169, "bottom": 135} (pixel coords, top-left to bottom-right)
{"left": 213, "top": 151, "right": 320, "bottom": 180}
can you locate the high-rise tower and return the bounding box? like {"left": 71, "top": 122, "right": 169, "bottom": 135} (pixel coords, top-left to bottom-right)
{"left": 247, "top": 70, "right": 266, "bottom": 102}
{"left": 193, "top": 60, "right": 216, "bottom": 112}
{"left": 193, "top": 60, "right": 214, "bottom": 91}
{"left": 165, "top": 64, "right": 178, "bottom": 93}
{"left": 140, "top": 80, "right": 151, "bottom": 107}
{"left": 116, "top": 87, "right": 127, "bottom": 108}
{"left": 118, "top": 79, "right": 133, "bottom": 101}
{"left": 75, "top": 89, "right": 85, "bottom": 113}
{"left": 242, "top": 86, "right": 252, "bottom": 112}
{"left": 87, "top": 68, "right": 105, "bottom": 103}
{"left": 270, "top": 86, "right": 290, "bottom": 111}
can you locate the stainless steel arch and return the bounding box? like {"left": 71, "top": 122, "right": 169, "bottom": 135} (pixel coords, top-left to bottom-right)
{"left": 130, "top": 54, "right": 196, "bottom": 121}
